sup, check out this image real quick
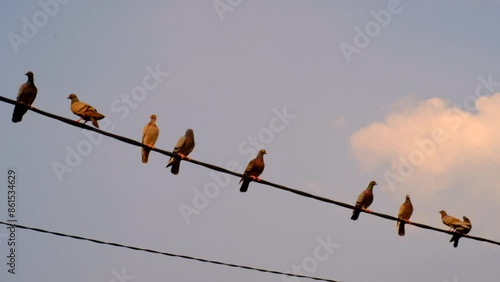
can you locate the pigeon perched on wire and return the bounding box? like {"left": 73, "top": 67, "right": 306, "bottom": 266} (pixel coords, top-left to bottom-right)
{"left": 12, "top": 71, "right": 37, "bottom": 123}
{"left": 67, "top": 94, "right": 105, "bottom": 128}
{"left": 239, "top": 149, "right": 267, "bottom": 192}
{"left": 166, "top": 129, "right": 195, "bottom": 175}
{"left": 351, "top": 180, "right": 377, "bottom": 220}
{"left": 141, "top": 114, "right": 160, "bottom": 163}
{"left": 396, "top": 195, "right": 413, "bottom": 236}
{"left": 439, "top": 210, "right": 465, "bottom": 231}
{"left": 450, "top": 216, "right": 472, "bottom": 248}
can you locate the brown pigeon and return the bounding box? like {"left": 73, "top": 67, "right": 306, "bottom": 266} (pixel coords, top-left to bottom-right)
{"left": 67, "top": 94, "right": 105, "bottom": 128}
{"left": 351, "top": 180, "right": 377, "bottom": 220}
{"left": 239, "top": 149, "right": 267, "bottom": 192}
{"left": 12, "top": 71, "right": 37, "bottom": 123}
{"left": 396, "top": 195, "right": 413, "bottom": 236}
{"left": 141, "top": 114, "right": 160, "bottom": 163}
{"left": 450, "top": 216, "right": 472, "bottom": 248}
{"left": 166, "top": 129, "right": 195, "bottom": 174}
{"left": 439, "top": 210, "right": 465, "bottom": 231}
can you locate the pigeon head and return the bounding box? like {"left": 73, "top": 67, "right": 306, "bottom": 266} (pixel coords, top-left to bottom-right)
{"left": 150, "top": 114, "right": 157, "bottom": 120}
{"left": 25, "top": 71, "right": 34, "bottom": 81}
{"left": 405, "top": 194, "right": 410, "bottom": 200}
{"left": 186, "top": 128, "right": 194, "bottom": 135}
{"left": 67, "top": 93, "right": 79, "bottom": 101}
{"left": 439, "top": 210, "right": 447, "bottom": 216}
{"left": 369, "top": 180, "right": 377, "bottom": 186}
{"left": 259, "top": 149, "right": 267, "bottom": 155}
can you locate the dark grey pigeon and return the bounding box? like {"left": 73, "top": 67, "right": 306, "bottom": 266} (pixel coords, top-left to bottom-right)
{"left": 166, "top": 129, "right": 195, "bottom": 174}
{"left": 351, "top": 181, "right": 377, "bottom": 220}
{"left": 239, "top": 149, "right": 266, "bottom": 192}
{"left": 12, "top": 71, "right": 37, "bottom": 123}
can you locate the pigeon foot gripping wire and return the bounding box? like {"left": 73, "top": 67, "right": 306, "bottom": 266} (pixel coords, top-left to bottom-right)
{"left": 178, "top": 153, "right": 191, "bottom": 161}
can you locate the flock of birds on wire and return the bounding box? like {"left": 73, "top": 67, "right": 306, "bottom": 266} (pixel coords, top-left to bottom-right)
{"left": 9, "top": 71, "right": 473, "bottom": 248}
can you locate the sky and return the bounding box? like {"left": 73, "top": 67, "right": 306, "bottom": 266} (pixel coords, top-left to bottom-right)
{"left": 1, "top": 1, "right": 500, "bottom": 281}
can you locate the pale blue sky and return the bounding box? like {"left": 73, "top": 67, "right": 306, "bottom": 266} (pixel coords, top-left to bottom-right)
{"left": 1, "top": 1, "right": 500, "bottom": 282}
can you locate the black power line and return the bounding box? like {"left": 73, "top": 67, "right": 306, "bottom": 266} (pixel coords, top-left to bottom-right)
{"left": 0, "top": 221, "right": 340, "bottom": 282}
{"left": 1, "top": 95, "right": 499, "bottom": 248}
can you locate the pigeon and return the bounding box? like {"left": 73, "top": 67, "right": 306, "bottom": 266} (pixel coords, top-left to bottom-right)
{"left": 67, "top": 94, "right": 105, "bottom": 128}
{"left": 450, "top": 216, "right": 472, "bottom": 248}
{"left": 351, "top": 180, "right": 377, "bottom": 220}
{"left": 166, "top": 129, "right": 195, "bottom": 175}
{"left": 141, "top": 114, "right": 160, "bottom": 163}
{"left": 12, "top": 71, "right": 37, "bottom": 123}
{"left": 239, "top": 149, "right": 267, "bottom": 192}
{"left": 396, "top": 195, "right": 413, "bottom": 236}
{"left": 439, "top": 210, "right": 465, "bottom": 231}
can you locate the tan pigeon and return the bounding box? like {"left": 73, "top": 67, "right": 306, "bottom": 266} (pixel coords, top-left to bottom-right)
{"left": 12, "top": 71, "right": 37, "bottom": 123}
{"left": 351, "top": 181, "right": 377, "bottom": 220}
{"left": 239, "top": 149, "right": 266, "bottom": 192}
{"left": 450, "top": 216, "right": 472, "bottom": 248}
{"left": 141, "top": 114, "right": 160, "bottom": 163}
{"left": 67, "top": 94, "right": 105, "bottom": 128}
{"left": 396, "top": 195, "right": 413, "bottom": 236}
{"left": 439, "top": 210, "right": 465, "bottom": 231}
{"left": 166, "top": 129, "right": 195, "bottom": 174}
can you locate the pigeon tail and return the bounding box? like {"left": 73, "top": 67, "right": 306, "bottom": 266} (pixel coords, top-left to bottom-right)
{"left": 142, "top": 148, "right": 150, "bottom": 163}
{"left": 240, "top": 180, "right": 250, "bottom": 192}
{"left": 170, "top": 161, "right": 180, "bottom": 175}
{"left": 397, "top": 222, "right": 405, "bottom": 236}
{"left": 351, "top": 210, "right": 360, "bottom": 221}
{"left": 12, "top": 105, "right": 29, "bottom": 123}
{"left": 12, "top": 106, "right": 27, "bottom": 122}
{"left": 450, "top": 235, "right": 461, "bottom": 248}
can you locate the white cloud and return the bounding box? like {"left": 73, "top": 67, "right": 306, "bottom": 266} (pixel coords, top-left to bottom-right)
{"left": 351, "top": 94, "right": 500, "bottom": 185}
